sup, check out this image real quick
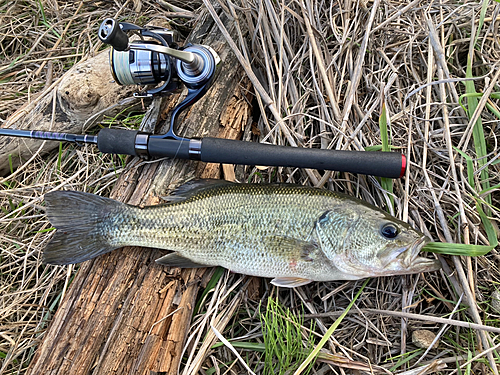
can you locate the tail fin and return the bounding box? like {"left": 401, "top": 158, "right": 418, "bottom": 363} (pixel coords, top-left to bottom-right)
{"left": 43, "top": 191, "right": 124, "bottom": 265}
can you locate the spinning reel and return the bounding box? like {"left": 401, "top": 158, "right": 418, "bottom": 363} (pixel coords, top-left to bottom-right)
{"left": 98, "top": 18, "right": 220, "bottom": 140}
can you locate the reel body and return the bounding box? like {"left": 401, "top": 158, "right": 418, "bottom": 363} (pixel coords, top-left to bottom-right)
{"left": 98, "top": 18, "right": 220, "bottom": 138}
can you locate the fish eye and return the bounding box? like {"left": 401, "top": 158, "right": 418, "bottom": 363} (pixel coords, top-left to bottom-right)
{"left": 380, "top": 223, "right": 399, "bottom": 239}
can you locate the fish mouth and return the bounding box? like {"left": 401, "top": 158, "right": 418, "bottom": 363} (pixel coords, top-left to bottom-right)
{"left": 397, "top": 236, "right": 441, "bottom": 272}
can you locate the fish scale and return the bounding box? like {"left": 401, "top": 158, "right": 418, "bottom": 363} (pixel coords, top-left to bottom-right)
{"left": 107, "top": 185, "right": 332, "bottom": 275}
{"left": 43, "top": 180, "right": 440, "bottom": 287}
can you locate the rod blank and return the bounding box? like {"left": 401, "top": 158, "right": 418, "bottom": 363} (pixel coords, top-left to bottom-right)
{"left": 0, "top": 129, "right": 98, "bottom": 144}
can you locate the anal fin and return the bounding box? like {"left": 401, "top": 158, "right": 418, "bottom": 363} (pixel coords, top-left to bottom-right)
{"left": 270, "top": 277, "right": 313, "bottom": 288}
{"left": 155, "top": 253, "right": 208, "bottom": 268}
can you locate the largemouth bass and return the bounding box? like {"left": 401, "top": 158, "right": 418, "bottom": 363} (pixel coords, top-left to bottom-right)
{"left": 43, "top": 180, "right": 440, "bottom": 287}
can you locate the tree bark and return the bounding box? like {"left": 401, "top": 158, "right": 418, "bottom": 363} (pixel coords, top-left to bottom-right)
{"left": 27, "top": 6, "right": 250, "bottom": 375}
{"left": 0, "top": 50, "right": 140, "bottom": 176}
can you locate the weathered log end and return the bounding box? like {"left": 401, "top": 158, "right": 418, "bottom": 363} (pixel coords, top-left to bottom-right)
{"left": 0, "top": 50, "right": 139, "bottom": 176}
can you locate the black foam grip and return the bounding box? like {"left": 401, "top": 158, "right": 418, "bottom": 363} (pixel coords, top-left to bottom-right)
{"left": 201, "top": 138, "right": 405, "bottom": 178}
{"left": 97, "top": 128, "right": 138, "bottom": 156}
{"left": 148, "top": 137, "right": 191, "bottom": 159}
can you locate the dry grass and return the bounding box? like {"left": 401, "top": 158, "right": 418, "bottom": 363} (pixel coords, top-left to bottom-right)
{"left": 0, "top": 1, "right": 197, "bottom": 373}
{"left": 1, "top": 0, "right": 500, "bottom": 374}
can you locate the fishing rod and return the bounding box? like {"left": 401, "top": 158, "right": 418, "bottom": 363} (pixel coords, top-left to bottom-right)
{"left": 0, "top": 19, "right": 406, "bottom": 179}
{"left": 0, "top": 127, "right": 406, "bottom": 178}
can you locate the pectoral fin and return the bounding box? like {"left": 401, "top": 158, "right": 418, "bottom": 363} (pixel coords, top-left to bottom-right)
{"left": 263, "top": 235, "right": 318, "bottom": 261}
{"left": 155, "top": 253, "right": 208, "bottom": 268}
{"left": 271, "top": 277, "right": 313, "bottom": 288}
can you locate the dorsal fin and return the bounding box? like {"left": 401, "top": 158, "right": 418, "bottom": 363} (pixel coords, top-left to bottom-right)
{"left": 163, "top": 179, "right": 235, "bottom": 202}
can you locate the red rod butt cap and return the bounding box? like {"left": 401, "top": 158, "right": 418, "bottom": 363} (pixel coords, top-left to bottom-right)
{"left": 399, "top": 154, "right": 407, "bottom": 178}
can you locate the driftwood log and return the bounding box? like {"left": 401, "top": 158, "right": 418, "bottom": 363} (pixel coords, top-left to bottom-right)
{"left": 27, "top": 6, "right": 251, "bottom": 375}
{"left": 0, "top": 50, "right": 140, "bottom": 176}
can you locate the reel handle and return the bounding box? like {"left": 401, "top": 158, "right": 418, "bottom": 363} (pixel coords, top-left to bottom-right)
{"left": 98, "top": 18, "right": 129, "bottom": 51}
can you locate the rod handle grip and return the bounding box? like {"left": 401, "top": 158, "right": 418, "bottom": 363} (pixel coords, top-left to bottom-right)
{"left": 97, "top": 128, "right": 138, "bottom": 155}
{"left": 200, "top": 138, "right": 405, "bottom": 178}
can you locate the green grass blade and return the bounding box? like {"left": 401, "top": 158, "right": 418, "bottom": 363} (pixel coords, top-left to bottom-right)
{"left": 422, "top": 242, "right": 493, "bottom": 256}
{"left": 462, "top": 54, "right": 498, "bottom": 249}
{"left": 193, "top": 266, "right": 225, "bottom": 316}
{"left": 459, "top": 92, "right": 500, "bottom": 117}
{"left": 38, "top": 0, "right": 47, "bottom": 24}
{"left": 453, "top": 147, "right": 498, "bottom": 248}
{"left": 364, "top": 145, "right": 383, "bottom": 152}
{"left": 379, "top": 102, "right": 394, "bottom": 209}
{"left": 454, "top": 147, "right": 474, "bottom": 187}
{"left": 8, "top": 154, "right": 13, "bottom": 174}
{"left": 379, "top": 102, "right": 389, "bottom": 153}
{"left": 57, "top": 142, "right": 63, "bottom": 171}
{"left": 465, "top": 55, "right": 491, "bottom": 207}
{"left": 475, "top": 0, "right": 489, "bottom": 45}
{"left": 486, "top": 102, "right": 500, "bottom": 119}
{"left": 476, "top": 203, "right": 498, "bottom": 247}
{"left": 37, "top": 0, "right": 61, "bottom": 38}
{"left": 293, "top": 278, "right": 370, "bottom": 375}
{"left": 364, "top": 145, "right": 398, "bottom": 152}
{"left": 36, "top": 227, "right": 56, "bottom": 234}
{"left": 260, "top": 296, "right": 314, "bottom": 375}
{"left": 479, "top": 183, "right": 500, "bottom": 197}
{"left": 389, "top": 349, "right": 423, "bottom": 372}
{"left": 466, "top": 349, "right": 473, "bottom": 375}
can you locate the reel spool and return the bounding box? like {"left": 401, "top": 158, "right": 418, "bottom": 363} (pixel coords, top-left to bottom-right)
{"left": 110, "top": 43, "right": 172, "bottom": 86}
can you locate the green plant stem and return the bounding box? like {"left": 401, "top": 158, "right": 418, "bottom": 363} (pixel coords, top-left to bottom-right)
{"left": 293, "top": 278, "right": 370, "bottom": 375}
